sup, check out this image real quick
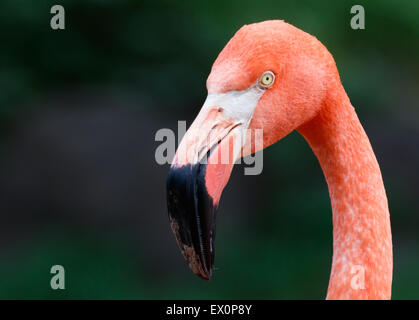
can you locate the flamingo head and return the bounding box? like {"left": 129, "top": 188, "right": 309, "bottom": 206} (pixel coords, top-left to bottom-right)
{"left": 167, "top": 20, "right": 337, "bottom": 280}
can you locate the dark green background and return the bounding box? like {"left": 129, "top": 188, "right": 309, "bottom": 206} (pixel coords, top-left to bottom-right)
{"left": 0, "top": 0, "right": 418, "bottom": 299}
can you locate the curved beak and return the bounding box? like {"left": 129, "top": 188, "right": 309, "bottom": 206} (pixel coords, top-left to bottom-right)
{"left": 166, "top": 89, "right": 263, "bottom": 280}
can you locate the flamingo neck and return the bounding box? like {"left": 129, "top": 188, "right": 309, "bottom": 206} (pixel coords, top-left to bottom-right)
{"left": 298, "top": 87, "right": 393, "bottom": 299}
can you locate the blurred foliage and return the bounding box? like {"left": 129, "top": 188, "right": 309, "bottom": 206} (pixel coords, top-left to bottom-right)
{"left": 0, "top": 0, "right": 418, "bottom": 299}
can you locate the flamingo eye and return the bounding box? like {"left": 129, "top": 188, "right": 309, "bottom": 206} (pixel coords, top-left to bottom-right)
{"left": 258, "top": 71, "right": 275, "bottom": 89}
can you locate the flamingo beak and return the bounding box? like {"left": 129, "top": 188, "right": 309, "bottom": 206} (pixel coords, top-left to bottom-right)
{"left": 167, "top": 162, "right": 219, "bottom": 281}
{"left": 166, "top": 89, "right": 264, "bottom": 280}
{"left": 167, "top": 111, "right": 240, "bottom": 280}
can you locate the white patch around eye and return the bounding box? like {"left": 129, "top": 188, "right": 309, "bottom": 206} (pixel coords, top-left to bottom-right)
{"left": 202, "top": 85, "right": 265, "bottom": 128}
{"left": 200, "top": 86, "right": 265, "bottom": 158}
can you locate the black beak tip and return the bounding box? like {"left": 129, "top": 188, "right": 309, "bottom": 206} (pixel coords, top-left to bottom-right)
{"left": 168, "top": 213, "right": 213, "bottom": 281}
{"left": 167, "top": 164, "right": 217, "bottom": 281}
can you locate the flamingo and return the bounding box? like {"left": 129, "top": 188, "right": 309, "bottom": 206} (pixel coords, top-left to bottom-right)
{"left": 166, "top": 20, "right": 392, "bottom": 300}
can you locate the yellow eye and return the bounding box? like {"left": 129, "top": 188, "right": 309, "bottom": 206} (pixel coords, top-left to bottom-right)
{"left": 259, "top": 71, "right": 275, "bottom": 88}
